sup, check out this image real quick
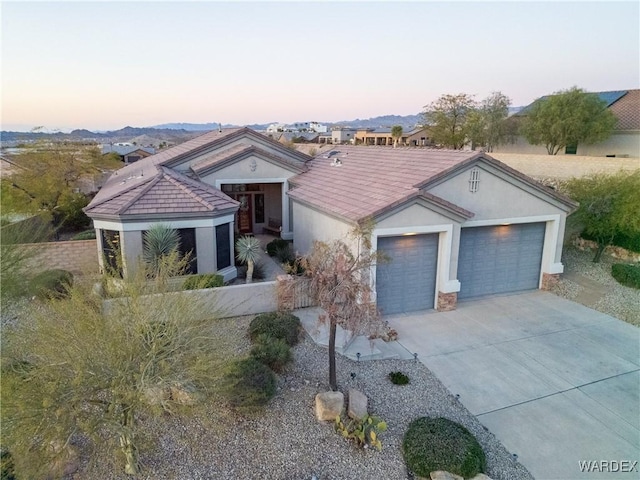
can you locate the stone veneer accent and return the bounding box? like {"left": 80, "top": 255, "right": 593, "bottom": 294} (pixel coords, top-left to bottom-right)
{"left": 541, "top": 272, "right": 560, "bottom": 291}
{"left": 437, "top": 291, "right": 457, "bottom": 311}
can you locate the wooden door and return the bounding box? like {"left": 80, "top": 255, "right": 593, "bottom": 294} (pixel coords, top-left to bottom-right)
{"left": 237, "top": 194, "right": 253, "bottom": 234}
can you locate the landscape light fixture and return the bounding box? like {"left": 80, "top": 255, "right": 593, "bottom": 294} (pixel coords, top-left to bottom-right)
{"left": 356, "top": 352, "right": 361, "bottom": 362}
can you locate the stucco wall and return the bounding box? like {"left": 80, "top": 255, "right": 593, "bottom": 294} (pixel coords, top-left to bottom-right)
{"left": 493, "top": 132, "right": 639, "bottom": 158}
{"left": 23, "top": 239, "right": 99, "bottom": 274}
{"left": 376, "top": 203, "right": 457, "bottom": 230}
{"left": 427, "top": 162, "right": 566, "bottom": 221}
{"left": 200, "top": 155, "right": 298, "bottom": 184}
{"left": 103, "top": 281, "right": 277, "bottom": 320}
{"left": 291, "top": 202, "right": 353, "bottom": 254}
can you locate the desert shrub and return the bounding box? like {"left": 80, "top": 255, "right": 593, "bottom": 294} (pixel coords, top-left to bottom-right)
{"left": 611, "top": 263, "right": 640, "bottom": 289}
{"left": 183, "top": 274, "right": 224, "bottom": 290}
{"left": 249, "top": 312, "right": 301, "bottom": 346}
{"left": 71, "top": 229, "right": 96, "bottom": 240}
{"left": 335, "top": 414, "right": 387, "bottom": 451}
{"left": 1, "top": 448, "right": 16, "bottom": 480}
{"left": 581, "top": 230, "right": 640, "bottom": 254}
{"left": 221, "top": 357, "right": 276, "bottom": 411}
{"left": 389, "top": 371, "right": 410, "bottom": 385}
{"left": 29, "top": 269, "right": 73, "bottom": 299}
{"left": 403, "top": 417, "right": 486, "bottom": 479}
{"left": 275, "top": 244, "right": 295, "bottom": 264}
{"left": 266, "top": 238, "right": 289, "bottom": 257}
{"left": 250, "top": 334, "right": 292, "bottom": 372}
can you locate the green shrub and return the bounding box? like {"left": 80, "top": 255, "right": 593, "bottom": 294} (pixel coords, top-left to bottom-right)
{"left": 403, "top": 417, "right": 486, "bottom": 479}
{"left": 389, "top": 371, "right": 410, "bottom": 385}
{"left": 29, "top": 269, "right": 73, "bottom": 299}
{"left": 221, "top": 357, "right": 276, "bottom": 411}
{"left": 250, "top": 334, "right": 292, "bottom": 372}
{"left": 1, "top": 448, "right": 16, "bottom": 480}
{"left": 274, "top": 244, "right": 294, "bottom": 264}
{"left": 581, "top": 230, "right": 640, "bottom": 254}
{"left": 335, "top": 414, "right": 387, "bottom": 451}
{"left": 71, "top": 229, "right": 96, "bottom": 240}
{"left": 266, "top": 238, "right": 289, "bottom": 257}
{"left": 183, "top": 273, "right": 224, "bottom": 290}
{"left": 249, "top": 312, "right": 301, "bottom": 346}
{"left": 612, "top": 263, "right": 640, "bottom": 289}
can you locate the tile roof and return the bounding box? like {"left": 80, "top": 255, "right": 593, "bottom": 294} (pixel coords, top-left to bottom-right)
{"left": 288, "top": 146, "right": 483, "bottom": 222}
{"left": 609, "top": 89, "right": 640, "bottom": 130}
{"left": 85, "top": 166, "right": 238, "bottom": 219}
{"left": 517, "top": 89, "right": 640, "bottom": 131}
{"left": 101, "top": 144, "right": 155, "bottom": 156}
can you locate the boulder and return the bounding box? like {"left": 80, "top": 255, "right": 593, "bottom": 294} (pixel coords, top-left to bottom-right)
{"left": 142, "top": 385, "right": 170, "bottom": 406}
{"left": 47, "top": 441, "right": 80, "bottom": 478}
{"left": 430, "top": 472, "right": 463, "bottom": 480}
{"left": 347, "top": 389, "right": 368, "bottom": 420}
{"left": 470, "top": 475, "right": 493, "bottom": 480}
{"left": 170, "top": 383, "right": 204, "bottom": 405}
{"left": 315, "top": 391, "right": 344, "bottom": 421}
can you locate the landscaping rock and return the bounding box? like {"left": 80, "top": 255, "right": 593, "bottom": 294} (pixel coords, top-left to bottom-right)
{"left": 315, "top": 391, "right": 344, "bottom": 421}
{"left": 430, "top": 471, "right": 463, "bottom": 480}
{"left": 347, "top": 389, "right": 368, "bottom": 420}
{"left": 48, "top": 441, "right": 80, "bottom": 478}
{"left": 170, "top": 383, "right": 204, "bottom": 405}
{"left": 470, "top": 474, "right": 493, "bottom": 480}
{"left": 143, "top": 385, "right": 170, "bottom": 406}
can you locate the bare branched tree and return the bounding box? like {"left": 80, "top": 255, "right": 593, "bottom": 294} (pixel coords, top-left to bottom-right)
{"left": 297, "top": 222, "right": 383, "bottom": 391}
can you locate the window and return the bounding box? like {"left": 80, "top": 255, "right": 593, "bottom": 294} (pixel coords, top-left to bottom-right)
{"left": 216, "top": 223, "right": 231, "bottom": 270}
{"left": 178, "top": 228, "right": 197, "bottom": 274}
{"left": 565, "top": 144, "right": 578, "bottom": 155}
{"left": 101, "top": 229, "right": 122, "bottom": 277}
{"left": 469, "top": 167, "right": 480, "bottom": 193}
{"left": 254, "top": 194, "right": 265, "bottom": 224}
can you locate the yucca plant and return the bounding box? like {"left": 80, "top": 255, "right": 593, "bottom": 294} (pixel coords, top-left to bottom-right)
{"left": 235, "top": 235, "right": 262, "bottom": 284}
{"left": 143, "top": 224, "right": 180, "bottom": 278}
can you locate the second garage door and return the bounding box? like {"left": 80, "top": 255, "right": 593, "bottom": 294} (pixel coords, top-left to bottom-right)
{"left": 376, "top": 234, "right": 439, "bottom": 315}
{"left": 458, "top": 223, "right": 545, "bottom": 300}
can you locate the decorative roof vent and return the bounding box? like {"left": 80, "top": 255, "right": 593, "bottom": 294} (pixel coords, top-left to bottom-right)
{"left": 331, "top": 158, "right": 343, "bottom": 167}
{"left": 469, "top": 167, "right": 480, "bottom": 193}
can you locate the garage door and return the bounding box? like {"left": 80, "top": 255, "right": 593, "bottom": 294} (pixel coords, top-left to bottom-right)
{"left": 376, "top": 234, "right": 438, "bottom": 315}
{"left": 458, "top": 223, "right": 545, "bottom": 300}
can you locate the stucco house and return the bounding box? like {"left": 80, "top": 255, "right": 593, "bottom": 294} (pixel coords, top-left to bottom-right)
{"left": 85, "top": 127, "right": 577, "bottom": 313}
{"left": 101, "top": 144, "right": 156, "bottom": 165}
{"left": 494, "top": 89, "right": 640, "bottom": 158}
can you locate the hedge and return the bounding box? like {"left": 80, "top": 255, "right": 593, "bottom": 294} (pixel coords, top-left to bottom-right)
{"left": 611, "top": 264, "right": 640, "bottom": 289}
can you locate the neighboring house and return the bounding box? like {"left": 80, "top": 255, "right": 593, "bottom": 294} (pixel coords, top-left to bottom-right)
{"left": 355, "top": 128, "right": 407, "bottom": 146}
{"left": 331, "top": 127, "right": 357, "bottom": 144}
{"left": 275, "top": 132, "right": 320, "bottom": 144}
{"left": 494, "top": 89, "right": 640, "bottom": 157}
{"left": 85, "top": 128, "right": 577, "bottom": 313}
{"left": 101, "top": 144, "right": 156, "bottom": 164}
{"left": 405, "top": 126, "right": 434, "bottom": 147}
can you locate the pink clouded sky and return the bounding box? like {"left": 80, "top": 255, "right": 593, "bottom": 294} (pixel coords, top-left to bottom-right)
{"left": 2, "top": 0, "right": 639, "bottom": 132}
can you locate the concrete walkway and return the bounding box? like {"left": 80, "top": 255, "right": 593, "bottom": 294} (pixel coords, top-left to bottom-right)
{"left": 389, "top": 291, "right": 640, "bottom": 480}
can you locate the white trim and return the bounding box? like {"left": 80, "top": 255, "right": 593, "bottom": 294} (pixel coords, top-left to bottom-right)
{"left": 372, "top": 224, "right": 457, "bottom": 310}
{"left": 462, "top": 214, "right": 563, "bottom": 288}
{"left": 214, "top": 178, "right": 288, "bottom": 189}
{"left": 217, "top": 265, "right": 238, "bottom": 283}
{"left": 93, "top": 215, "right": 236, "bottom": 232}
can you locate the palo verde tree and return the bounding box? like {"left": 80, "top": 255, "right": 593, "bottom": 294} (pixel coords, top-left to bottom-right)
{"left": 1, "top": 260, "right": 229, "bottom": 477}
{"left": 563, "top": 170, "right": 640, "bottom": 262}
{"left": 423, "top": 93, "right": 477, "bottom": 149}
{"left": 297, "top": 222, "right": 383, "bottom": 391}
{"left": 520, "top": 86, "right": 617, "bottom": 155}
{"left": 391, "top": 125, "right": 403, "bottom": 148}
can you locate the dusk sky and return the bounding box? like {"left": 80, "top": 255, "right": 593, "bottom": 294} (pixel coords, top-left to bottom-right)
{"left": 2, "top": 1, "right": 639, "bottom": 132}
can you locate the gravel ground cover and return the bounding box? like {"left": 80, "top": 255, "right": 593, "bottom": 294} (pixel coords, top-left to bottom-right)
{"left": 553, "top": 246, "right": 640, "bottom": 326}
{"left": 72, "top": 314, "right": 532, "bottom": 480}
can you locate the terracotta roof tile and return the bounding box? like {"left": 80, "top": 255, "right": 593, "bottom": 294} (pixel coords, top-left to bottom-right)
{"left": 609, "top": 89, "right": 640, "bottom": 130}
{"left": 288, "top": 146, "right": 481, "bottom": 222}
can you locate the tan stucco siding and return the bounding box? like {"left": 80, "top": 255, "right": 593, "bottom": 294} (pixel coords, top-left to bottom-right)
{"left": 199, "top": 155, "right": 297, "bottom": 185}
{"left": 494, "top": 132, "right": 639, "bottom": 158}
{"left": 427, "top": 164, "right": 565, "bottom": 221}
{"left": 292, "top": 201, "right": 353, "bottom": 255}
{"left": 121, "top": 230, "right": 143, "bottom": 277}
{"left": 195, "top": 227, "right": 215, "bottom": 274}
{"left": 376, "top": 203, "right": 457, "bottom": 230}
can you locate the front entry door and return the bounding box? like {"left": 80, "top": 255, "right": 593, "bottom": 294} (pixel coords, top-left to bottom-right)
{"left": 237, "top": 194, "right": 253, "bottom": 234}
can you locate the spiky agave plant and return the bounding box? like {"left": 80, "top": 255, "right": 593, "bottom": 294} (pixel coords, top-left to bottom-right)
{"left": 143, "top": 224, "right": 180, "bottom": 278}
{"left": 235, "top": 235, "right": 262, "bottom": 284}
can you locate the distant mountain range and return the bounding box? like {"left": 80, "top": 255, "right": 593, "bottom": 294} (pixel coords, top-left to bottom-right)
{"left": 1, "top": 109, "right": 523, "bottom": 145}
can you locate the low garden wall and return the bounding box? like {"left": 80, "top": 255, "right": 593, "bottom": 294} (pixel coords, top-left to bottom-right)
{"left": 22, "top": 239, "right": 99, "bottom": 274}
{"left": 103, "top": 280, "right": 278, "bottom": 320}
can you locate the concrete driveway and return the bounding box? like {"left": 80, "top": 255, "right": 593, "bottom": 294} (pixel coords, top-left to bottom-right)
{"left": 389, "top": 291, "right": 640, "bottom": 479}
